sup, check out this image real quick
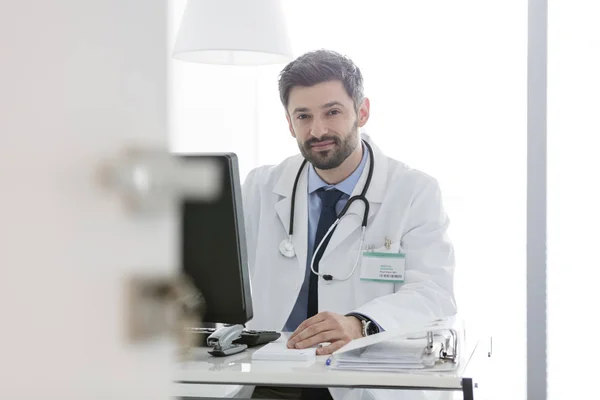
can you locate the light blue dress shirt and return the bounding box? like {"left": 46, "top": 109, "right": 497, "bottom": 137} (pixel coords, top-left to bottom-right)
{"left": 283, "top": 145, "right": 369, "bottom": 332}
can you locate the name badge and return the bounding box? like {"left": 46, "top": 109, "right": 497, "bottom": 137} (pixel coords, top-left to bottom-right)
{"left": 360, "top": 251, "right": 406, "bottom": 283}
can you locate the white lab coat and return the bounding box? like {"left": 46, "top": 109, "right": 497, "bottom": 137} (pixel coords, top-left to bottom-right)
{"left": 242, "top": 135, "right": 456, "bottom": 400}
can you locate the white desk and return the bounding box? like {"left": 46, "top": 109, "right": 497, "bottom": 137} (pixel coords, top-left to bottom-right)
{"left": 173, "top": 337, "right": 481, "bottom": 400}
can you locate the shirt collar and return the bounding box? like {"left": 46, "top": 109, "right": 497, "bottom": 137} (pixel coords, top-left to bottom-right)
{"left": 307, "top": 143, "right": 369, "bottom": 196}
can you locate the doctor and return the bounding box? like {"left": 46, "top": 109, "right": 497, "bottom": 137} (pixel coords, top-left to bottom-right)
{"left": 243, "top": 50, "right": 456, "bottom": 400}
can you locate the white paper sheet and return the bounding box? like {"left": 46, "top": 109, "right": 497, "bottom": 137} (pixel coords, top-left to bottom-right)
{"left": 251, "top": 341, "right": 317, "bottom": 363}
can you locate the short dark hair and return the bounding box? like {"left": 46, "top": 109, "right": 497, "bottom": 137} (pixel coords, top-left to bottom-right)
{"left": 278, "top": 49, "right": 365, "bottom": 112}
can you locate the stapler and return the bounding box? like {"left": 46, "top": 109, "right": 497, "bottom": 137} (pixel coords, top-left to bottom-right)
{"left": 206, "top": 324, "right": 247, "bottom": 357}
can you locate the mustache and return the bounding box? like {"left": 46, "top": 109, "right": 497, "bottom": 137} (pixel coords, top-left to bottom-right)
{"left": 305, "top": 136, "right": 340, "bottom": 147}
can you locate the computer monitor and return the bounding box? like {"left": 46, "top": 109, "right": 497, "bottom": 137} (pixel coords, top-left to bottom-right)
{"left": 179, "top": 153, "right": 253, "bottom": 325}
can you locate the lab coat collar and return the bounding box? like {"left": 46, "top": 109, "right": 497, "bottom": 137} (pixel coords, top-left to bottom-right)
{"left": 357, "top": 132, "right": 387, "bottom": 204}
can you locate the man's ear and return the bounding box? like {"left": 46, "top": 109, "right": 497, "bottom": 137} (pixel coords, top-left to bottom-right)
{"left": 357, "top": 98, "right": 370, "bottom": 127}
{"left": 286, "top": 113, "right": 296, "bottom": 138}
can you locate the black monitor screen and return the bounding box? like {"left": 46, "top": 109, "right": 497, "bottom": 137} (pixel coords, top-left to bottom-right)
{"left": 180, "top": 153, "right": 253, "bottom": 325}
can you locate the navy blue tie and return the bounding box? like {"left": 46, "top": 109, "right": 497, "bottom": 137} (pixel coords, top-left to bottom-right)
{"left": 302, "top": 188, "right": 342, "bottom": 400}
{"left": 307, "top": 188, "right": 344, "bottom": 319}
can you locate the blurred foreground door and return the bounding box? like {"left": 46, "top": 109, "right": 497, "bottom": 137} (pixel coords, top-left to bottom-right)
{"left": 0, "top": 1, "right": 176, "bottom": 399}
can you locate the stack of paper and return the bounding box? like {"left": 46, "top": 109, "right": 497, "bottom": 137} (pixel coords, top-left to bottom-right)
{"left": 328, "top": 316, "right": 461, "bottom": 373}
{"left": 331, "top": 338, "right": 449, "bottom": 372}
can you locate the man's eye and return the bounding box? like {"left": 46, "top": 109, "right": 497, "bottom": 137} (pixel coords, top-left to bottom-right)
{"left": 297, "top": 114, "right": 310, "bottom": 120}
{"left": 328, "top": 109, "right": 341, "bottom": 115}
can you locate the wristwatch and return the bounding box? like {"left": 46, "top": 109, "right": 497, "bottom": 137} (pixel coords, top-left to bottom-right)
{"left": 348, "top": 313, "right": 380, "bottom": 337}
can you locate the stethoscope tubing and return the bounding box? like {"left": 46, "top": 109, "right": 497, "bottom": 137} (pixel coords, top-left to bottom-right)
{"left": 281, "top": 140, "right": 374, "bottom": 281}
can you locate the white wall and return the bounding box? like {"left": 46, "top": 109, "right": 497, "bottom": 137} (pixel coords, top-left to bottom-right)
{"left": 0, "top": 1, "right": 175, "bottom": 398}
{"left": 547, "top": 1, "right": 600, "bottom": 398}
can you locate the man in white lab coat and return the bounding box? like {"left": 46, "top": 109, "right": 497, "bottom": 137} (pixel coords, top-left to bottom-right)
{"left": 243, "top": 50, "right": 456, "bottom": 400}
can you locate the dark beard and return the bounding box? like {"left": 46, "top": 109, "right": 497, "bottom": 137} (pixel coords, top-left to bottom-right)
{"left": 298, "top": 123, "right": 359, "bottom": 170}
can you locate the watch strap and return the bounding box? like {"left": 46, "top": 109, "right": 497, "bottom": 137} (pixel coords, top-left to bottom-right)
{"left": 346, "top": 313, "right": 380, "bottom": 336}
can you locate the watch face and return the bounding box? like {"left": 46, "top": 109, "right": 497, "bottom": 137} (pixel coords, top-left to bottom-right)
{"left": 364, "top": 321, "right": 378, "bottom": 336}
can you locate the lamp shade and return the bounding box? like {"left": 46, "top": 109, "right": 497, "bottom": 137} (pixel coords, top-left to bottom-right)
{"left": 173, "top": 0, "right": 293, "bottom": 65}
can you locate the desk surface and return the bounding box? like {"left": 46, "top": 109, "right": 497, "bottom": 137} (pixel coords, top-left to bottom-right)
{"left": 175, "top": 336, "right": 477, "bottom": 392}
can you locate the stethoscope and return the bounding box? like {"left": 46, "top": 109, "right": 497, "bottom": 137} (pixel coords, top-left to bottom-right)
{"left": 278, "top": 140, "right": 374, "bottom": 281}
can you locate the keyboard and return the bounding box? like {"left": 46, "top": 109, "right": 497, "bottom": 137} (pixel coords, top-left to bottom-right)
{"left": 189, "top": 327, "right": 281, "bottom": 347}
{"left": 235, "top": 330, "right": 281, "bottom": 347}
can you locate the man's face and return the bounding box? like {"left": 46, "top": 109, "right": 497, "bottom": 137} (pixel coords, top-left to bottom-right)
{"left": 286, "top": 80, "right": 370, "bottom": 170}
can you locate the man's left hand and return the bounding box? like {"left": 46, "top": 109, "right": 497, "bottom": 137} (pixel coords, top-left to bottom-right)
{"left": 286, "top": 312, "right": 362, "bottom": 355}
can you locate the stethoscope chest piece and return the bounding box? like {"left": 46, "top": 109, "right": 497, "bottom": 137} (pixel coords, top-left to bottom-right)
{"left": 279, "top": 238, "right": 295, "bottom": 258}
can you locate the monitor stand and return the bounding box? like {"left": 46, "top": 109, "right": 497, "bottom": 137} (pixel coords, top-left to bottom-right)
{"left": 206, "top": 324, "right": 248, "bottom": 357}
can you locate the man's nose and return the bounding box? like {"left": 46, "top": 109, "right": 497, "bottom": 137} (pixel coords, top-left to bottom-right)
{"left": 310, "top": 116, "right": 328, "bottom": 138}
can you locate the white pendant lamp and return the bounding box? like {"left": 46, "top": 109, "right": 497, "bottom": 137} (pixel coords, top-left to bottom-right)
{"left": 172, "top": 0, "right": 293, "bottom": 65}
